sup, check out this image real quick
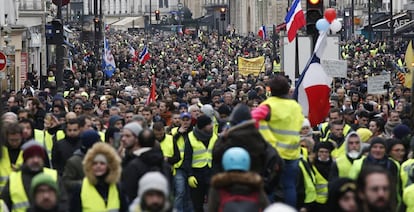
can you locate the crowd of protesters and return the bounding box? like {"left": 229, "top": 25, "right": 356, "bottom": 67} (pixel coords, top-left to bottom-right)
{"left": 0, "top": 28, "right": 413, "bottom": 212}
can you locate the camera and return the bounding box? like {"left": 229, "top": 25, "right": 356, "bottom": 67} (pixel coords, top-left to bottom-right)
{"left": 383, "top": 81, "right": 391, "bottom": 90}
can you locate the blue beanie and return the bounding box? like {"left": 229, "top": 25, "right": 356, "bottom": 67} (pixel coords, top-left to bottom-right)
{"left": 393, "top": 124, "right": 411, "bottom": 140}
{"left": 80, "top": 130, "right": 101, "bottom": 152}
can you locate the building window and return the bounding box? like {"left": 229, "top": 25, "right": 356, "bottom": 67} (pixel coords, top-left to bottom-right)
{"left": 159, "top": 0, "right": 164, "bottom": 8}
{"left": 164, "top": 0, "right": 169, "bottom": 8}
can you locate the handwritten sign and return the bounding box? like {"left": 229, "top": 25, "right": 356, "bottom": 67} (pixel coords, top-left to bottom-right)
{"left": 367, "top": 75, "right": 391, "bottom": 94}
{"left": 321, "top": 59, "right": 347, "bottom": 78}
{"left": 238, "top": 56, "right": 265, "bottom": 76}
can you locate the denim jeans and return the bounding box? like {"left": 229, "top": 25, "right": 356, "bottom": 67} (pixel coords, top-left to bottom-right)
{"left": 174, "top": 169, "right": 193, "bottom": 212}
{"left": 281, "top": 159, "right": 299, "bottom": 207}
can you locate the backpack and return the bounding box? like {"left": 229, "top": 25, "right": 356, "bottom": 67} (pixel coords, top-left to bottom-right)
{"left": 218, "top": 189, "right": 262, "bottom": 212}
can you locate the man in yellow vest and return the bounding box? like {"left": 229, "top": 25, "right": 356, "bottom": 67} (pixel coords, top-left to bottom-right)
{"left": 170, "top": 112, "right": 193, "bottom": 212}
{"left": 323, "top": 120, "right": 348, "bottom": 159}
{"left": 312, "top": 142, "right": 334, "bottom": 211}
{"left": 251, "top": 75, "right": 304, "bottom": 207}
{"left": 0, "top": 143, "right": 65, "bottom": 212}
{"left": 0, "top": 123, "right": 25, "bottom": 192}
{"left": 329, "top": 132, "right": 365, "bottom": 180}
{"left": 319, "top": 108, "right": 353, "bottom": 142}
{"left": 153, "top": 121, "right": 180, "bottom": 166}
{"left": 183, "top": 115, "right": 217, "bottom": 212}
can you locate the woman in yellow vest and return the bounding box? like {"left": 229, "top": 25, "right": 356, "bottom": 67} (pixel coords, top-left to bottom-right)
{"left": 70, "top": 142, "right": 128, "bottom": 212}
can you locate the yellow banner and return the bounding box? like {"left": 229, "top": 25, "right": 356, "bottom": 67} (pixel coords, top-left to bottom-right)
{"left": 404, "top": 41, "right": 414, "bottom": 88}
{"left": 238, "top": 56, "right": 265, "bottom": 76}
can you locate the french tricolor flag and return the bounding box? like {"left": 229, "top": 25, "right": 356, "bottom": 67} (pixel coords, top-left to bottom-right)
{"left": 139, "top": 46, "right": 151, "bottom": 65}
{"left": 129, "top": 45, "right": 138, "bottom": 61}
{"left": 258, "top": 26, "right": 266, "bottom": 40}
{"left": 294, "top": 32, "right": 332, "bottom": 127}
{"left": 285, "top": 0, "right": 306, "bottom": 42}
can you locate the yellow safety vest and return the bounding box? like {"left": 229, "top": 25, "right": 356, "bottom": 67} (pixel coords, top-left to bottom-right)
{"left": 160, "top": 134, "right": 174, "bottom": 158}
{"left": 188, "top": 131, "right": 218, "bottom": 168}
{"left": 328, "top": 139, "right": 346, "bottom": 159}
{"left": 0, "top": 147, "right": 24, "bottom": 191}
{"left": 273, "top": 61, "right": 281, "bottom": 72}
{"left": 34, "top": 129, "right": 65, "bottom": 159}
{"left": 259, "top": 97, "right": 304, "bottom": 160}
{"left": 170, "top": 127, "right": 186, "bottom": 170}
{"left": 403, "top": 184, "right": 414, "bottom": 212}
{"left": 299, "top": 159, "right": 316, "bottom": 204}
{"left": 401, "top": 159, "right": 414, "bottom": 189}
{"left": 312, "top": 165, "right": 328, "bottom": 204}
{"left": 320, "top": 123, "right": 352, "bottom": 142}
{"left": 80, "top": 178, "right": 120, "bottom": 212}
{"left": 336, "top": 155, "right": 353, "bottom": 178}
{"left": 10, "top": 168, "right": 57, "bottom": 212}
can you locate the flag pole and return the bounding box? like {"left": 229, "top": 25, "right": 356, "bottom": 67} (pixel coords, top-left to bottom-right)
{"left": 295, "top": 34, "right": 299, "bottom": 79}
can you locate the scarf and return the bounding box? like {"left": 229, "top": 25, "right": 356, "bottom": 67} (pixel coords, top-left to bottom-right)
{"left": 384, "top": 120, "right": 401, "bottom": 136}
{"left": 193, "top": 127, "right": 213, "bottom": 148}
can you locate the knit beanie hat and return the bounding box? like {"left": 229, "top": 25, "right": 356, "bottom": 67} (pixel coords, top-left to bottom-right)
{"left": 123, "top": 122, "right": 143, "bottom": 137}
{"left": 369, "top": 137, "right": 386, "bottom": 150}
{"left": 393, "top": 124, "right": 411, "bottom": 140}
{"left": 356, "top": 128, "right": 373, "bottom": 142}
{"left": 138, "top": 172, "right": 169, "bottom": 197}
{"left": 197, "top": 115, "right": 212, "bottom": 129}
{"left": 80, "top": 130, "right": 101, "bottom": 152}
{"left": 229, "top": 104, "right": 251, "bottom": 126}
{"left": 23, "top": 145, "right": 46, "bottom": 162}
{"left": 30, "top": 173, "right": 58, "bottom": 197}
{"left": 200, "top": 104, "right": 215, "bottom": 118}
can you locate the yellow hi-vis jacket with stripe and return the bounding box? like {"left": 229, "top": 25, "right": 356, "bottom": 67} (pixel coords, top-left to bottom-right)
{"left": 188, "top": 131, "right": 218, "bottom": 168}
{"left": 10, "top": 168, "right": 57, "bottom": 212}
{"left": 80, "top": 178, "right": 120, "bottom": 212}
{"left": 299, "top": 158, "right": 316, "bottom": 204}
{"left": 0, "top": 147, "right": 23, "bottom": 191}
{"left": 160, "top": 134, "right": 174, "bottom": 158}
{"left": 401, "top": 159, "right": 414, "bottom": 189}
{"left": 259, "top": 97, "right": 304, "bottom": 160}
{"left": 170, "top": 127, "right": 186, "bottom": 172}
{"left": 34, "top": 129, "right": 65, "bottom": 159}
{"left": 312, "top": 165, "right": 328, "bottom": 204}
{"left": 336, "top": 155, "right": 365, "bottom": 178}
{"left": 403, "top": 184, "right": 414, "bottom": 212}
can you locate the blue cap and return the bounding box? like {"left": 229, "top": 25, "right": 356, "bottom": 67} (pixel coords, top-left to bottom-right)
{"left": 180, "top": 112, "right": 191, "bottom": 119}
{"left": 179, "top": 103, "right": 188, "bottom": 109}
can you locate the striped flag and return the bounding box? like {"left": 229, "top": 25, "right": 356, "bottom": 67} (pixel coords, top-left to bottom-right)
{"left": 285, "top": 0, "right": 306, "bottom": 42}
{"left": 139, "top": 46, "right": 151, "bottom": 64}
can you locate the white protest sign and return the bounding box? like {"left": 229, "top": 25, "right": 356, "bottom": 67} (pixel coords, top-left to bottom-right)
{"left": 321, "top": 59, "right": 347, "bottom": 78}
{"left": 367, "top": 75, "right": 391, "bottom": 94}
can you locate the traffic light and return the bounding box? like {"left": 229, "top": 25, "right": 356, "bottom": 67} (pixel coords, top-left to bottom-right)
{"left": 220, "top": 8, "right": 226, "bottom": 21}
{"left": 155, "top": 10, "right": 160, "bottom": 21}
{"left": 306, "top": 0, "right": 324, "bottom": 36}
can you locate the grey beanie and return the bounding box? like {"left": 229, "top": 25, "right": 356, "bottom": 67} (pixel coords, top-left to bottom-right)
{"left": 201, "top": 104, "right": 216, "bottom": 119}
{"left": 123, "top": 122, "right": 143, "bottom": 137}
{"left": 138, "top": 172, "right": 169, "bottom": 197}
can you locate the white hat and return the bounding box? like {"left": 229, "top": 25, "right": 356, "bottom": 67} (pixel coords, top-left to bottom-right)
{"left": 138, "top": 172, "right": 169, "bottom": 197}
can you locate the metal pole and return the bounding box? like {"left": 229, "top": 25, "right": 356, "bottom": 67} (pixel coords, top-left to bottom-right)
{"left": 368, "top": 0, "right": 371, "bottom": 41}
{"left": 390, "top": 0, "right": 393, "bottom": 53}
{"left": 149, "top": 0, "right": 152, "bottom": 26}
{"left": 351, "top": 0, "right": 354, "bottom": 37}
{"left": 55, "top": 0, "right": 64, "bottom": 90}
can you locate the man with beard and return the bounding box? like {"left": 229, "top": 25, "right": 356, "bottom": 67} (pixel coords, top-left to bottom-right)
{"left": 0, "top": 143, "right": 66, "bottom": 212}
{"left": 330, "top": 132, "right": 365, "bottom": 180}
{"left": 27, "top": 173, "right": 67, "bottom": 212}
{"left": 52, "top": 119, "right": 81, "bottom": 175}
{"left": 129, "top": 172, "right": 172, "bottom": 212}
{"left": 356, "top": 166, "right": 394, "bottom": 212}
{"left": 312, "top": 142, "right": 334, "bottom": 211}
{"left": 119, "top": 122, "right": 143, "bottom": 167}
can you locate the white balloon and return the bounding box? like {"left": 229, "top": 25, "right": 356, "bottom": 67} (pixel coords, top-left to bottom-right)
{"left": 330, "top": 19, "right": 342, "bottom": 33}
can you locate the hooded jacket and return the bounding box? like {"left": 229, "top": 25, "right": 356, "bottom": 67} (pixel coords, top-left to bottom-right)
{"left": 329, "top": 132, "right": 366, "bottom": 180}
{"left": 69, "top": 143, "right": 128, "bottom": 212}
{"left": 121, "top": 147, "right": 172, "bottom": 201}
{"left": 207, "top": 171, "right": 269, "bottom": 212}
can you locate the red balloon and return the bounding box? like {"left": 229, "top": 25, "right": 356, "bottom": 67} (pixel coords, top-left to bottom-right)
{"left": 324, "top": 8, "right": 337, "bottom": 23}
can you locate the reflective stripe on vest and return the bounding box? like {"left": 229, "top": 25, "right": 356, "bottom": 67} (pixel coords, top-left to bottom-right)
{"left": 10, "top": 168, "right": 57, "bottom": 212}
{"left": 0, "top": 146, "right": 23, "bottom": 190}
{"left": 188, "top": 131, "right": 217, "bottom": 168}
{"left": 299, "top": 159, "right": 316, "bottom": 203}
{"left": 258, "top": 97, "right": 304, "bottom": 160}
{"left": 312, "top": 165, "right": 328, "bottom": 204}
{"left": 81, "top": 178, "right": 120, "bottom": 211}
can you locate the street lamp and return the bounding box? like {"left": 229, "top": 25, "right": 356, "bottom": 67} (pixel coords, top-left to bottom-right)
{"left": 220, "top": 7, "right": 226, "bottom": 41}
